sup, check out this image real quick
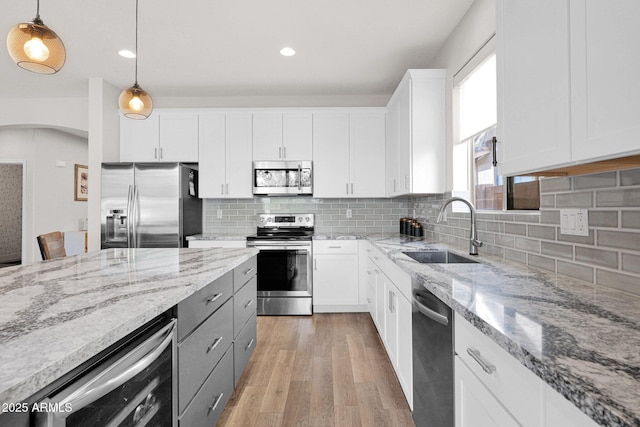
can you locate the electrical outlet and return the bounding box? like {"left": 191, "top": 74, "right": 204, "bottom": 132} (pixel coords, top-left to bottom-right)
{"left": 346, "top": 209, "right": 352, "bottom": 219}
{"left": 560, "top": 209, "right": 589, "bottom": 236}
{"left": 217, "top": 209, "right": 223, "bottom": 219}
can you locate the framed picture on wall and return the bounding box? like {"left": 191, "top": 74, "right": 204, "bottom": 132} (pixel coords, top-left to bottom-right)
{"left": 74, "top": 164, "right": 88, "bottom": 201}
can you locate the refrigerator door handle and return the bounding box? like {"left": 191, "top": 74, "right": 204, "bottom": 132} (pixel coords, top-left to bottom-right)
{"left": 132, "top": 185, "right": 139, "bottom": 248}
{"left": 126, "top": 185, "right": 134, "bottom": 248}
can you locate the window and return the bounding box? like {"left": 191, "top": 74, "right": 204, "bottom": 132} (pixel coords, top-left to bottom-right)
{"left": 453, "top": 44, "right": 540, "bottom": 211}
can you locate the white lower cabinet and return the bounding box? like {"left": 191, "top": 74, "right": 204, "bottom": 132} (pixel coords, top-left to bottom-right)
{"left": 312, "top": 241, "right": 362, "bottom": 312}
{"left": 365, "top": 242, "right": 412, "bottom": 408}
{"left": 455, "top": 356, "right": 519, "bottom": 427}
{"left": 455, "top": 313, "right": 598, "bottom": 427}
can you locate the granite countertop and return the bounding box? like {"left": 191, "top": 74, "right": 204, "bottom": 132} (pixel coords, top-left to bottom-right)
{"left": 367, "top": 234, "right": 639, "bottom": 427}
{"left": 0, "top": 247, "right": 258, "bottom": 404}
{"left": 186, "top": 234, "right": 248, "bottom": 241}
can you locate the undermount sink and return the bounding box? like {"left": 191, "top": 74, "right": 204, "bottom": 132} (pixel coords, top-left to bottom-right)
{"left": 402, "top": 250, "right": 478, "bottom": 264}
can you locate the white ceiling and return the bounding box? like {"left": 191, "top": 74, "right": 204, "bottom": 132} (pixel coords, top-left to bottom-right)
{"left": 1, "top": 0, "right": 474, "bottom": 103}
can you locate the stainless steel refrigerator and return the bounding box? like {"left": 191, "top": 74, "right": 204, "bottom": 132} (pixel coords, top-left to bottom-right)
{"left": 101, "top": 163, "right": 202, "bottom": 249}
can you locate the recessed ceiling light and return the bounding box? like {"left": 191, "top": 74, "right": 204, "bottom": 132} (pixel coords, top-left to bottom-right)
{"left": 280, "top": 47, "right": 296, "bottom": 57}
{"left": 118, "top": 49, "right": 136, "bottom": 59}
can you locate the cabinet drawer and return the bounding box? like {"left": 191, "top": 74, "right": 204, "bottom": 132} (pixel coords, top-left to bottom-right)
{"left": 178, "top": 300, "right": 233, "bottom": 414}
{"left": 233, "top": 256, "right": 257, "bottom": 292}
{"left": 313, "top": 240, "right": 358, "bottom": 254}
{"left": 179, "top": 348, "right": 233, "bottom": 427}
{"left": 234, "top": 275, "right": 257, "bottom": 336}
{"left": 455, "top": 313, "right": 542, "bottom": 427}
{"left": 177, "top": 271, "right": 233, "bottom": 341}
{"left": 234, "top": 315, "right": 257, "bottom": 386}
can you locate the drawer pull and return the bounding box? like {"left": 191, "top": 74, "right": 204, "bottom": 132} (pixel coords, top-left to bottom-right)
{"left": 245, "top": 338, "right": 255, "bottom": 351}
{"left": 206, "top": 293, "right": 222, "bottom": 304}
{"left": 206, "top": 337, "right": 223, "bottom": 354}
{"left": 244, "top": 299, "right": 254, "bottom": 309}
{"left": 207, "top": 393, "right": 224, "bottom": 415}
{"left": 467, "top": 348, "right": 496, "bottom": 375}
{"left": 243, "top": 267, "right": 255, "bottom": 276}
{"left": 329, "top": 245, "right": 342, "bottom": 249}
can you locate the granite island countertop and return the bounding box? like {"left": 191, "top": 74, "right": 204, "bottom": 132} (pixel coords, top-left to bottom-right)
{"left": 366, "top": 234, "right": 639, "bottom": 427}
{"left": 0, "top": 247, "right": 258, "bottom": 404}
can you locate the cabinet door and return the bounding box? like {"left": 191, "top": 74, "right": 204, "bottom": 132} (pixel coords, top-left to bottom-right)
{"left": 544, "top": 382, "right": 599, "bottom": 427}
{"left": 253, "top": 113, "right": 283, "bottom": 161}
{"left": 396, "top": 292, "right": 412, "bottom": 408}
{"left": 313, "top": 253, "right": 359, "bottom": 306}
{"left": 455, "top": 357, "right": 520, "bottom": 427}
{"left": 396, "top": 79, "right": 412, "bottom": 193}
{"left": 350, "top": 113, "right": 386, "bottom": 197}
{"left": 226, "top": 113, "right": 254, "bottom": 198}
{"left": 313, "top": 113, "right": 350, "bottom": 198}
{"left": 386, "top": 98, "right": 400, "bottom": 196}
{"left": 366, "top": 257, "right": 379, "bottom": 329}
{"left": 375, "top": 270, "right": 387, "bottom": 341}
{"left": 159, "top": 112, "right": 198, "bottom": 162}
{"left": 283, "top": 113, "right": 313, "bottom": 160}
{"left": 497, "top": 0, "right": 571, "bottom": 176}
{"left": 383, "top": 278, "right": 398, "bottom": 366}
{"left": 120, "top": 113, "right": 159, "bottom": 162}
{"left": 198, "top": 113, "right": 227, "bottom": 198}
{"left": 570, "top": 0, "right": 640, "bottom": 162}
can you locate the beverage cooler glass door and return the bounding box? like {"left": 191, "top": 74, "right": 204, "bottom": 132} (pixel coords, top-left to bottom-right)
{"left": 34, "top": 320, "right": 177, "bottom": 427}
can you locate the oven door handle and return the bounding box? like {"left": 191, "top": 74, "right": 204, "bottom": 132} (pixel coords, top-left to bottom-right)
{"left": 46, "top": 320, "right": 176, "bottom": 418}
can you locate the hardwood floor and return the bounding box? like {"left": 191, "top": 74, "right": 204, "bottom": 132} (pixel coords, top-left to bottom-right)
{"left": 217, "top": 313, "right": 416, "bottom": 427}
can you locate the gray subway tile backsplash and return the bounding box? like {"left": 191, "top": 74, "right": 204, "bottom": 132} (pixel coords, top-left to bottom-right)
{"left": 203, "top": 168, "right": 640, "bottom": 296}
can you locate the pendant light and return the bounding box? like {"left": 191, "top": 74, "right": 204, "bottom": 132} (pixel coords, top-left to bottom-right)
{"left": 119, "top": 0, "right": 153, "bottom": 120}
{"left": 6, "top": 0, "right": 66, "bottom": 74}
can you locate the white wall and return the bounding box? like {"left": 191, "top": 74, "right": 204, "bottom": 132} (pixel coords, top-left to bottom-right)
{"left": 0, "top": 128, "right": 88, "bottom": 263}
{"left": 427, "top": 0, "right": 496, "bottom": 191}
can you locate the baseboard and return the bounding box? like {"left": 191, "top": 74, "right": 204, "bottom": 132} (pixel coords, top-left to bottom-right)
{"left": 313, "top": 304, "right": 368, "bottom": 313}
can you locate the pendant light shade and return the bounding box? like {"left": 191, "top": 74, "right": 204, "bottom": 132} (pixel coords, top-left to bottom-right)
{"left": 119, "top": 0, "right": 153, "bottom": 120}
{"left": 119, "top": 83, "right": 153, "bottom": 119}
{"left": 6, "top": 1, "right": 66, "bottom": 74}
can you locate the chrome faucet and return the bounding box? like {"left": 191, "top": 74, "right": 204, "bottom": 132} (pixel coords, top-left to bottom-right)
{"left": 436, "top": 197, "right": 483, "bottom": 256}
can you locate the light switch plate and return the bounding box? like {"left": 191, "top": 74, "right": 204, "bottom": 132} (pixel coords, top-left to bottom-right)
{"left": 217, "top": 209, "right": 223, "bottom": 219}
{"left": 560, "top": 209, "right": 589, "bottom": 236}
{"left": 346, "top": 209, "right": 352, "bottom": 219}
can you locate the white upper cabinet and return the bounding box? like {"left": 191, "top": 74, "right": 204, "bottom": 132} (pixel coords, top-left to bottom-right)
{"left": 199, "top": 112, "right": 253, "bottom": 199}
{"left": 569, "top": 0, "right": 640, "bottom": 162}
{"left": 252, "top": 112, "right": 312, "bottom": 161}
{"left": 497, "top": 0, "right": 640, "bottom": 176}
{"left": 386, "top": 69, "right": 446, "bottom": 196}
{"left": 120, "top": 110, "right": 199, "bottom": 162}
{"left": 496, "top": 0, "right": 571, "bottom": 176}
{"left": 313, "top": 111, "right": 387, "bottom": 198}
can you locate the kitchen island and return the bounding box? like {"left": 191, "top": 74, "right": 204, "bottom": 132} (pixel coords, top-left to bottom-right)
{"left": 0, "top": 247, "right": 258, "bottom": 408}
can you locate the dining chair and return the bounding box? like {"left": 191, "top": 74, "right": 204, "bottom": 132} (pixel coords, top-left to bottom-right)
{"left": 37, "top": 231, "right": 66, "bottom": 260}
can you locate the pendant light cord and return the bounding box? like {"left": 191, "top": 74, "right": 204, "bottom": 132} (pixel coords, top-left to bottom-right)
{"left": 134, "top": 0, "right": 139, "bottom": 85}
{"left": 35, "top": 0, "right": 41, "bottom": 21}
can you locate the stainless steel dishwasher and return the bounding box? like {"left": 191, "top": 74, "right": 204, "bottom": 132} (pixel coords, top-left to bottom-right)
{"left": 412, "top": 286, "right": 454, "bottom": 427}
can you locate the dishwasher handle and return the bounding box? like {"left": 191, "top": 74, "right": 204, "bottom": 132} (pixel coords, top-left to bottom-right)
{"left": 413, "top": 290, "right": 449, "bottom": 326}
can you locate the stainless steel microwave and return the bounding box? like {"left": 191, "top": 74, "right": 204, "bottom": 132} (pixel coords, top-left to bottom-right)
{"left": 253, "top": 161, "right": 312, "bottom": 195}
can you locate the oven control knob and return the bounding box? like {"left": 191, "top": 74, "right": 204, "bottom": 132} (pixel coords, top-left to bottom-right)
{"left": 306, "top": 217, "right": 310, "bottom": 222}
{"left": 298, "top": 217, "right": 302, "bottom": 222}
{"left": 267, "top": 217, "right": 272, "bottom": 222}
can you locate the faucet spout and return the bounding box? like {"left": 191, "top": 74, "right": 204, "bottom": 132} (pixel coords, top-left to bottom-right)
{"left": 436, "top": 197, "right": 483, "bottom": 256}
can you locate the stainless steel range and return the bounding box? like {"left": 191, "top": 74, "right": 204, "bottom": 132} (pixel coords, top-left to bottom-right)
{"left": 246, "top": 213, "right": 314, "bottom": 315}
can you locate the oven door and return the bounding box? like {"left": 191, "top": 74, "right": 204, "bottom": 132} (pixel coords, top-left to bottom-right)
{"left": 250, "top": 242, "right": 312, "bottom": 297}
{"left": 35, "top": 320, "right": 177, "bottom": 427}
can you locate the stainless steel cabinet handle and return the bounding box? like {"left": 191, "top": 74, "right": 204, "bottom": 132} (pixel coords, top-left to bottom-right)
{"left": 346, "top": 183, "right": 349, "bottom": 194}
{"left": 206, "top": 293, "right": 222, "bottom": 304}
{"left": 244, "top": 267, "right": 255, "bottom": 276}
{"left": 225, "top": 183, "right": 229, "bottom": 194}
{"left": 154, "top": 147, "right": 158, "bottom": 159}
{"left": 207, "top": 393, "right": 224, "bottom": 415}
{"left": 221, "top": 184, "right": 224, "bottom": 195}
{"left": 206, "top": 337, "right": 223, "bottom": 354}
{"left": 159, "top": 147, "right": 163, "bottom": 159}
{"left": 244, "top": 299, "right": 254, "bottom": 309}
{"left": 329, "top": 246, "right": 342, "bottom": 249}
{"left": 283, "top": 147, "right": 287, "bottom": 159}
{"left": 245, "top": 338, "right": 255, "bottom": 351}
{"left": 351, "top": 183, "right": 354, "bottom": 194}
{"left": 314, "top": 259, "right": 317, "bottom": 270}
{"left": 467, "top": 348, "right": 496, "bottom": 374}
